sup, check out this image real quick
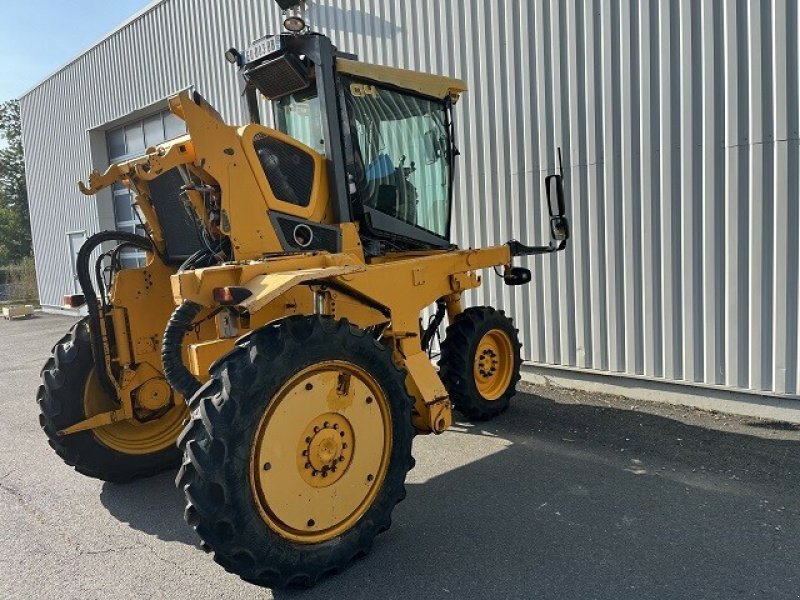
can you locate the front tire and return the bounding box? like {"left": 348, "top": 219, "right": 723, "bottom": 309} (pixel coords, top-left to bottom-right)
{"left": 38, "top": 319, "right": 185, "bottom": 483}
{"left": 176, "top": 316, "right": 414, "bottom": 589}
{"left": 439, "top": 307, "right": 522, "bottom": 421}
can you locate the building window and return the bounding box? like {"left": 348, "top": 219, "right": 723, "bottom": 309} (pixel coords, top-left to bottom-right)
{"left": 106, "top": 109, "right": 186, "bottom": 267}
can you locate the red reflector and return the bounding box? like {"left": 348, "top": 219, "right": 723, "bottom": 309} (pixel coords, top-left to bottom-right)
{"left": 64, "top": 294, "right": 86, "bottom": 308}
{"left": 213, "top": 287, "right": 252, "bottom": 305}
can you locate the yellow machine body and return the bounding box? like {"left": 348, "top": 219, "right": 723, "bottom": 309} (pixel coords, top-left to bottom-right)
{"left": 77, "top": 84, "right": 514, "bottom": 436}
{"left": 44, "top": 22, "right": 569, "bottom": 586}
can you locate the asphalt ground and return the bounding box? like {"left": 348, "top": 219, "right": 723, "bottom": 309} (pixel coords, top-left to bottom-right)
{"left": 1, "top": 313, "right": 799, "bottom": 599}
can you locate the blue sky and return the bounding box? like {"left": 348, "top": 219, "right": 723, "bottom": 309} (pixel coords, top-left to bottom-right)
{"left": 0, "top": 1, "right": 152, "bottom": 102}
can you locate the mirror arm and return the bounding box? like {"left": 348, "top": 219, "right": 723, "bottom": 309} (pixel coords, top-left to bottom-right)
{"left": 507, "top": 239, "right": 567, "bottom": 257}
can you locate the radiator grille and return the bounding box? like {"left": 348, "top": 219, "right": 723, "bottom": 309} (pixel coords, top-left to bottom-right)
{"left": 244, "top": 53, "right": 309, "bottom": 99}
{"left": 147, "top": 169, "right": 203, "bottom": 263}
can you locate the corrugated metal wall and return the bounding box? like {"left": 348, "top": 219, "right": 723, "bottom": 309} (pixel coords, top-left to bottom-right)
{"left": 20, "top": 0, "right": 800, "bottom": 397}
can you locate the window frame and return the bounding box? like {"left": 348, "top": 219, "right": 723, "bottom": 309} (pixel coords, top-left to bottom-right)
{"left": 105, "top": 109, "right": 187, "bottom": 268}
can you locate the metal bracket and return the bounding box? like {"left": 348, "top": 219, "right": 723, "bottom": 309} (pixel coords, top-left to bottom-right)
{"left": 58, "top": 407, "right": 130, "bottom": 437}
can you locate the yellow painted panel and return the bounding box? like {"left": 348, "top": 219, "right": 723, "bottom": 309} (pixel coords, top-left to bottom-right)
{"left": 337, "top": 59, "right": 467, "bottom": 101}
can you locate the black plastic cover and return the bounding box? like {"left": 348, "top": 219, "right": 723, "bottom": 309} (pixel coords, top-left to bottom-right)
{"left": 274, "top": 0, "right": 303, "bottom": 10}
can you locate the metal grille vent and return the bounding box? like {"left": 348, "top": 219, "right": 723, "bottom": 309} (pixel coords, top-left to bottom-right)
{"left": 244, "top": 53, "right": 309, "bottom": 100}
{"left": 254, "top": 134, "right": 315, "bottom": 207}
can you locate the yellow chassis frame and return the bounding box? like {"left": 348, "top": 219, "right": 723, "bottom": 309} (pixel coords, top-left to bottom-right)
{"left": 171, "top": 244, "right": 512, "bottom": 433}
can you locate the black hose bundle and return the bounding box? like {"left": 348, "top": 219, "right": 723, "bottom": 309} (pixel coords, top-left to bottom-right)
{"left": 178, "top": 233, "right": 231, "bottom": 273}
{"left": 77, "top": 231, "right": 153, "bottom": 397}
{"left": 161, "top": 300, "right": 204, "bottom": 401}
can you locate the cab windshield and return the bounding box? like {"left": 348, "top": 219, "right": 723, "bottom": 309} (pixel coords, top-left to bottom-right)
{"left": 344, "top": 81, "right": 452, "bottom": 239}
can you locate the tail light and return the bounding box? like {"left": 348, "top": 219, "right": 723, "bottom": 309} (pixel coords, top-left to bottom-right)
{"left": 213, "top": 287, "right": 253, "bottom": 306}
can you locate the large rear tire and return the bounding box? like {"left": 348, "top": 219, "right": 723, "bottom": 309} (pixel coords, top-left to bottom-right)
{"left": 439, "top": 307, "right": 522, "bottom": 421}
{"left": 38, "top": 319, "right": 185, "bottom": 483}
{"left": 176, "top": 316, "right": 414, "bottom": 589}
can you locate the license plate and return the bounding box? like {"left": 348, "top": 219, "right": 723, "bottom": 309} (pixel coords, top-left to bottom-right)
{"left": 245, "top": 35, "right": 282, "bottom": 63}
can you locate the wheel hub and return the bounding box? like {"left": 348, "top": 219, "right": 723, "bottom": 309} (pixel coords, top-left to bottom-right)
{"left": 135, "top": 378, "right": 173, "bottom": 412}
{"left": 477, "top": 347, "right": 500, "bottom": 378}
{"left": 298, "top": 413, "right": 353, "bottom": 487}
{"left": 473, "top": 329, "right": 514, "bottom": 401}
{"left": 250, "top": 362, "right": 391, "bottom": 544}
{"left": 84, "top": 369, "right": 187, "bottom": 455}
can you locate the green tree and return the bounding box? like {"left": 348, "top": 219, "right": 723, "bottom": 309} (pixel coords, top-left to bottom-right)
{"left": 0, "top": 100, "right": 32, "bottom": 264}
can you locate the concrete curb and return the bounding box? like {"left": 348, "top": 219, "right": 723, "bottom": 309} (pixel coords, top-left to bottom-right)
{"left": 522, "top": 364, "right": 800, "bottom": 425}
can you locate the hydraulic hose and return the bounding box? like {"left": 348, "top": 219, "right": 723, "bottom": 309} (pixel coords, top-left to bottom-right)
{"left": 161, "top": 300, "right": 204, "bottom": 402}
{"left": 77, "top": 231, "right": 153, "bottom": 398}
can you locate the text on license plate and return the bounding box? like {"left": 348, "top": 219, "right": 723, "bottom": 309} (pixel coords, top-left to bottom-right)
{"left": 245, "top": 36, "right": 282, "bottom": 63}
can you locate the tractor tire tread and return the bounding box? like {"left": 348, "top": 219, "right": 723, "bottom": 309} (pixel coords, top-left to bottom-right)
{"left": 176, "top": 315, "right": 414, "bottom": 589}
{"left": 38, "top": 318, "right": 181, "bottom": 483}
{"left": 439, "top": 306, "right": 522, "bottom": 421}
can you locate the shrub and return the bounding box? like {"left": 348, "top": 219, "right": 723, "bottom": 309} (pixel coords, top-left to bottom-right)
{"left": 0, "top": 257, "right": 38, "bottom": 304}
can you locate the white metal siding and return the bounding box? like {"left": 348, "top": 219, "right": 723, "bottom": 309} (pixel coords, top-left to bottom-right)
{"left": 20, "top": 0, "right": 800, "bottom": 398}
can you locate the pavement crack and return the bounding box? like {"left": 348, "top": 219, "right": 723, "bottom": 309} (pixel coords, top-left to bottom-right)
{"left": 0, "top": 477, "right": 26, "bottom": 504}
{"left": 0, "top": 477, "right": 85, "bottom": 550}
{"left": 142, "top": 544, "right": 194, "bottom": 577}
{"left": 82, "top": 544, "right": 143, "bottom": 556}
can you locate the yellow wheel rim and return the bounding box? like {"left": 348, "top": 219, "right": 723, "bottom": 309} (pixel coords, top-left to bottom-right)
{"left": 83, "top": 369, "right": 187, "bottom": 455}
{"left": 473, "top": 329, "right": 515, "bottom": 401}
{"left": 250, "top": 362, "right": 392, "bottom": 544}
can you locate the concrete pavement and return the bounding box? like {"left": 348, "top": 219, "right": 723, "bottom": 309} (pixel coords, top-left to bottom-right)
{"left": 1, "top": 314, "right": 799, "bottom": 599}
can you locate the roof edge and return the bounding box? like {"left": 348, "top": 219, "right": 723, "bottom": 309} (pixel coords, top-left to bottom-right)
{"left": 20, "top": 0, "right": 168, "bottom": 100}
{"left": 336, "top": 59, "right": 467, "bottom": 101}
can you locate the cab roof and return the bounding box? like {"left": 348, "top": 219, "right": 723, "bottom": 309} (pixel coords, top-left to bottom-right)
{"left": 336, "top": 59, "right": 467, "bottom": 102}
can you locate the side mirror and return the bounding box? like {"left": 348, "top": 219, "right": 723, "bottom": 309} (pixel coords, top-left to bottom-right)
{"left": 545, "top": 174, "right": 569, "bottom": 241}
{"left": 505, "top": 151, "right": 571, "bottom": 258}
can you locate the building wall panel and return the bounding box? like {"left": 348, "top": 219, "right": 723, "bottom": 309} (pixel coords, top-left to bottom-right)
{"left": 19, "top": 0, "right": 800, "bottom": 397}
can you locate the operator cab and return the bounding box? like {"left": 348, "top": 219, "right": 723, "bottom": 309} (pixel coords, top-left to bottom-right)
{"left": 229, "top": 26, "right": 466, "bottom": 254}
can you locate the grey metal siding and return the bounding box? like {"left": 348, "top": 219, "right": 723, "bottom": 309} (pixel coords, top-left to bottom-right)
{"left": 20, "top": 0, "right": 800, "bottom": 397}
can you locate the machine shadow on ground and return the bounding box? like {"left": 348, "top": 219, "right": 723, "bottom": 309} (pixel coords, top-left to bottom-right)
{"left": 100, "top": 393, "right": 800, "bottom": 599}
